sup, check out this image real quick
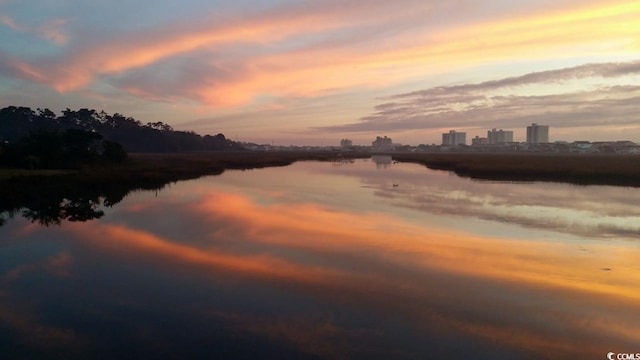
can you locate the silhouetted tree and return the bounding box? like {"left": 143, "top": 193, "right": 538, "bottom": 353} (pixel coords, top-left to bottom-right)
{"left": 0, "top": 106, "right": 241, "bottom": 156}
{"left": 0, "top": 106, "right": 37, "bottom": 142}
{"left": 102, "top": 140, "right": 127, "bottom": 163}
{"left": 1, "top": 129, "right": 105, "bottom": 169}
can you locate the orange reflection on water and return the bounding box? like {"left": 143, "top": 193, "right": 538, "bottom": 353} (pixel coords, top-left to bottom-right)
{"left": 66, "top": 222, "right": 347, "bottom": 286}
{"left": 63, "top": 189, "right": 640, "bottom": 355}
{"left": 194, "top": 191, "right": 640, "bottom": 303}
{"left": 191, "top": 190, "right": 640, "bottom": 353}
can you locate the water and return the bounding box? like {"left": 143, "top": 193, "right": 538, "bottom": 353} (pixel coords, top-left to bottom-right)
{"left": 1, "top": 158, "right": 639, "bottom": 359}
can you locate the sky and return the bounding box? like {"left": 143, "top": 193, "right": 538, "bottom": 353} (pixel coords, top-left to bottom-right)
{"left": 0, "top": 0, "right": 639, "bottom": 145}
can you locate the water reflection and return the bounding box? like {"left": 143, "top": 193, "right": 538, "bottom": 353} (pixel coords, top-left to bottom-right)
{"left": 371, "top": 155, "right": 392, "bottom": 168}
{"left": 1, "top": 160, "right": 639, "bottom": 359}
{"left": 0, "top": 175, "right": 169, "bottom": 226}
{"left": 314, "top": 159, "right": 640, "bottom": 240}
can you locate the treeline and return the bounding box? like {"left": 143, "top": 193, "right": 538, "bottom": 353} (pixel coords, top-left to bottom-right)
{"left": 0, "top": 128, "right": 127, "bottom": 169}
{"left": 0, "top": 106, "right": 241, "bottom": 154}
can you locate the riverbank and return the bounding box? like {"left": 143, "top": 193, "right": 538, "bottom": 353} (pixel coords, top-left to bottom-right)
{"left": 391, "top": 152, "right": 640, "bottom": 187}
{"left": 1, "top": 151, "right": 639, "bottom": 187}
{"left": 0, "top": 151, "right": 364, "bottom": 181}
{"left": 89, "top": 151, "right": 369, "bottom": 183}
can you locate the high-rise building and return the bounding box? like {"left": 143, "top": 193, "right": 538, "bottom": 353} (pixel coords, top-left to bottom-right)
{"left": 340, "top": 139, "right": 353, "bottom": 148}
{"left": 487, "top": 128, "right": 514, "bottom": 144}
{"left": 372, "top": 136, "right": 393, "bottom": 150}
{"left": 472, "top": 136, "right": 488, "bottom": 145}
{"left": 526, "top": 123, "right": 549, "bottom": 143}
{"left": 442, "top": 130, "right": 466, "bottom": 145}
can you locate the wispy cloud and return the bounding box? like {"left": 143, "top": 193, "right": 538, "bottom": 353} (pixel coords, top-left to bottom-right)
{"left": 3, "top": 0, "right": 640, "bottom": 110}
{"left": 15, "top": 0, "right": 432, "bottom": 93}
{"left": 0, "top": 13, "right": 68, "bottom": 45}
{"left": 1, "top": 0, "right": 640, "bottom": 141}
{"left": 0, "top": 13, "right": 18, "bottom": 30}
{"left": 392, "top": 61, "right": 640, "bottom": 98}
{"left": 317, "top": 60, "right": 640, "bottom": 134}
{"left": 36, "top": 18, "right": 69, "bottom": 45}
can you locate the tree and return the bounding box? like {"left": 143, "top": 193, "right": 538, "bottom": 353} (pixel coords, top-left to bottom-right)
{"left": 0, "top": 106, "right": 37, "bottom": 142}
{"left": 102, "top": 140, "right": 127, "bottom": 163}
{"left": 62, "top": 129, "right": 103, "bottom": 166}
{"left": 0, "top": 106, "right": 239, "bottom": 155}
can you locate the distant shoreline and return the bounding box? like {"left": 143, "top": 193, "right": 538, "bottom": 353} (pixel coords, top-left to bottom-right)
{"left": 2, "top": 151, "right": 639, "bottom": 187}
{"left": 390, "top": 152, "right": 640, "bottom": 187}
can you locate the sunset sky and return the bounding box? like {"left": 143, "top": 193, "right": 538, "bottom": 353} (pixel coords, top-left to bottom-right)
{"left": 1, "top": 0, "right": 639, "bottom": 145}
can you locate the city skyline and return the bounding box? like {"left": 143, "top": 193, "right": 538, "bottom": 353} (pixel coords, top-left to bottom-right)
{"left": 1, "top": 1, "right": 639, "bottom": 145}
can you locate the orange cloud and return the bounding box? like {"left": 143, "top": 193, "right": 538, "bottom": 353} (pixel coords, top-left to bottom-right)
{"left": 17, "top": 0, "right": 639, "bottom": 109}
{"left": 45, "top": 5, "right": 368, "bottom": 93}
{"left": 191, "top": 0, "right": 640, "bottom": 107}
{"left": 0, "top": 14, "right": 68, "bottom": 45}
{"left": 37, "top": 18, "right": 69, "bottom": 46}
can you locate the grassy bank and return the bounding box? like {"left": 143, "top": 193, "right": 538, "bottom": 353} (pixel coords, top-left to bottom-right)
{"left": 1, "top": 151, "right": 368, "bottom": 183}
{"left": 2, "top": 151, "right": 639, "bottom": 187}
{"left": 84, "top": 151, "right": 368, "bottom": 183}
{"left": 391, "top": 152, "right": 640, "bottom": 187}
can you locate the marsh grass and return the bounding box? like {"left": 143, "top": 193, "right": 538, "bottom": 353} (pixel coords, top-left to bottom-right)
{"left": 392, "top": 153, "right": 640, "bottom": 186}
{"left": 2, "top": 151, "right": 639, "bottom": 187}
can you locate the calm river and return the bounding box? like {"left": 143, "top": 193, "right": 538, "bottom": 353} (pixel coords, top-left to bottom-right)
{"left": 1, "top": 157, "right": 639, "bottom": 359}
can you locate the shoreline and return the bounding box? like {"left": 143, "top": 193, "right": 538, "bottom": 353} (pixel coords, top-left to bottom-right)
{"left": 1, "top": 151, "right": 639, "bottom": 187}
{"left": 390, "top": 152, "right": 640, "bottom": 187}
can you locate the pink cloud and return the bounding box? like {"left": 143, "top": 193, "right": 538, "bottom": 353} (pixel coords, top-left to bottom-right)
{"left": 37, "top": 18, "right": 69, "bottom": 45}
{"left": 0, "top": 13, "right": 68, "bottom": 45}
{"left": 4, "top": 0, "right": 640, "bottom": 114}
{"left": 0, "top": 13, "right": 19, "bottom": 30}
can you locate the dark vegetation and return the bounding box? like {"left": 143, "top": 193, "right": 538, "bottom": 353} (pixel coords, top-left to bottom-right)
{"left": 0, "top": 128, "right": 127, "bottom": 169}
{"left": 391, "top": 153, "right": 640, "bottom": 187}
{"left": 0, "top": 106, "right": 241, "bottom": 169}
{"left": 0, "top": 105, "right": 242, "bottom": 226}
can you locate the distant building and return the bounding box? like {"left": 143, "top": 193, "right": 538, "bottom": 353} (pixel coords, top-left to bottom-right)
{"left": 471, "top": 136, "right": 489, "bottom": 145}
{"left": 442, "top": 130, "right": 466, "bottom": 145}
{"left": 340, "top": 139, "right": 353, "bottom": 148}
{"left": 526, "top": 123, "right": 549, "bottom": 143}
{"left": 372, "top": 136, "right": 393, "bottom": 150}
{"left": 487, "top": 128, "right": 513, "bottom": 144}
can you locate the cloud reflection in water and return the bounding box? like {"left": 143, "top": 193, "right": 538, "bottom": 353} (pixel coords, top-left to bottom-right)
{"left": 61, "top": 182, "right": 640, "bottom": 357}
{"left": 2, "top": 160, "right": 640, "bottom": 358}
